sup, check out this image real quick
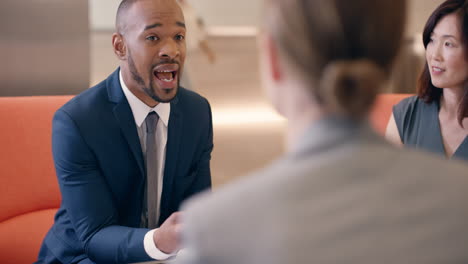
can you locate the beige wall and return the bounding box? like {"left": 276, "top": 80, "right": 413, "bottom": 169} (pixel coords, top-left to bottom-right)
{"left": 89, "top": 0, "right": 444, "bottom": 36}
{"left": 89, "top": 0, "right": 120, "bottom": 31}
{"left": 89, "top": 0, "right": 262, "bottom": 30}
{"left": 88, "top": 0, "right": 262, "bottom": 33}
{"left": 0, "top": 0, "right": 90, "bottom": 96}
{"left": 407, "top": 0, "right": 444, "bottom": 36}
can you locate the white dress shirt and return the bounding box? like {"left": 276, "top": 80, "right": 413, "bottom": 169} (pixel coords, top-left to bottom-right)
{"left": 120, "top": 71, "right": 175, "bottom": 260}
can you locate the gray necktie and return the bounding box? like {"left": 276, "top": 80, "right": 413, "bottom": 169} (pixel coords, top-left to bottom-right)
{"left": 145, "top": 111, "right": 160, "bottom": 228}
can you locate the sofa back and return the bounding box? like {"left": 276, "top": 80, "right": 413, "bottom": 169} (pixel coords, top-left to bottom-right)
{"left": 0, "top": 95, "right": 73, "bottom": 264}
{"left": 370, "top": 93, "right": 412, "bottom": 135}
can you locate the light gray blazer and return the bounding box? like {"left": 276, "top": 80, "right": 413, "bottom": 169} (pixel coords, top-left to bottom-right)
{"left": 176, "top": 117, "right": 468, "bottom": 264}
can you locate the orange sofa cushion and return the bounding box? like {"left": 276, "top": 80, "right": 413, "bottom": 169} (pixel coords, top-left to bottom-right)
{"left": 0, "top": 96, "right": 73, "bottom": 264}
{"left": 0, "top": 209, "right": 58, "bottom": 264}
{"left": 370, "top": 93, "right": 412, "bottom": 135}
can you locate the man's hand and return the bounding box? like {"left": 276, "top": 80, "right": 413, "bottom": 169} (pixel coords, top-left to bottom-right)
{"left": 153, "top": 212, "right": 183, "bottom": 254}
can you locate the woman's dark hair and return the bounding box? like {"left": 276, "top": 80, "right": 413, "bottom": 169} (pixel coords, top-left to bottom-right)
{"left": 418, "top": 0, "right": 468, "bottom": 125}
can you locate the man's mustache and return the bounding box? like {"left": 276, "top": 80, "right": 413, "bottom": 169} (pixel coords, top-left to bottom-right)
{"left": 152, "top": 60, "right": 180, "bottom": 68}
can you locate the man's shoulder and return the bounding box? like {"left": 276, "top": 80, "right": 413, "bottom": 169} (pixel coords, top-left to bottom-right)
{"left": 174, "top": 88, "right": 212, "bottom": 122}
{"left": 176, "top": 87, "right": 210, "bottom": 107}
{"left": 58, "top": 79, "right": 109, "bottom": 116}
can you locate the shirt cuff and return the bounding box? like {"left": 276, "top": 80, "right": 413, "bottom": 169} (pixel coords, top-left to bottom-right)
{"left": 143, "top": 229, "right": 177, "bottom": 260}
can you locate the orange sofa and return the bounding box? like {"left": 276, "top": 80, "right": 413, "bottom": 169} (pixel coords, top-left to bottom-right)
{"left": 0, "top": 93, "right": 411, "bottom": 263}
{"left": 370, "top": 93, "right": 412, "bottom": 135}
{"left": 0, "top": 96, "right": 73, "bottom": 264}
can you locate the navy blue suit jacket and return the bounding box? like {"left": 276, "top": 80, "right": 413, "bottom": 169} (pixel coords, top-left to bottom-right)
{"left": 37, "top": 69, "right": 213, "bottom": 264}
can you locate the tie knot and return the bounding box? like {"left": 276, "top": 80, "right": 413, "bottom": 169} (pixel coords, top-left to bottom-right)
{"left": 145, "top": 111, "right": 159, "bottom": 133}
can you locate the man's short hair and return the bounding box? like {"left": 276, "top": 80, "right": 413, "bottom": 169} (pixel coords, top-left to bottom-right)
{"left": 116, "top": 0, "right": 140, "bottom": 34}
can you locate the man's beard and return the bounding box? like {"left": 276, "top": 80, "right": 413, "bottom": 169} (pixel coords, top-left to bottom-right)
{"left": 127, "top": 49, "right": 179, "bottom": 103}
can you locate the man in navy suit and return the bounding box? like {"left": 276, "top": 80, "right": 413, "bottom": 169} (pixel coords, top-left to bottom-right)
{"left": 36, "top": 0, "right": 213, "bottom": 263}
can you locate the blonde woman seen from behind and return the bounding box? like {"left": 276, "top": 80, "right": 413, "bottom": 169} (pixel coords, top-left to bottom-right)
{"left": 176, "top": 1, "right": 468, "bottom": 264}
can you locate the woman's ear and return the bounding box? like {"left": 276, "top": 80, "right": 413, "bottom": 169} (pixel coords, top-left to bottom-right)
{"left": 112, "top": 33, "right": 127, "bottom": 60}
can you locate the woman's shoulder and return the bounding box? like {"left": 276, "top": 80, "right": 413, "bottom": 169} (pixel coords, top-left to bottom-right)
{"left": 392, "top": 95, "right": 439, "bottom": 140}
{"left": 395, "top": 95, "right": 419, "bottom": 109}
{"left": 393, "top": 95, "right": 435, "bottom": 117}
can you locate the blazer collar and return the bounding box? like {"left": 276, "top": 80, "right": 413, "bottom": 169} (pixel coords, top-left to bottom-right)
{"left": 107, "top": 68, "right": 124, "bottom": 104}
{"left": 159, "top": 94, "right": 182, "bottom": 225}
{"left": 292, "top": 116, "right": 384, "bottom": 158}
{"left": 107, "top": 68, "right": 146, "bottom": 178}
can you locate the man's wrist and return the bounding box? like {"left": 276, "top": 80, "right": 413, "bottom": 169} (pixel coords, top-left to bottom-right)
{"left": 144, "top": 229, "right": 176, "bottom": 260}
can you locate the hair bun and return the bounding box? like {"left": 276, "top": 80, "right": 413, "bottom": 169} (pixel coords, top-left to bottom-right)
{"left": 318, "top": 59, "right": 385, "bottom": 119}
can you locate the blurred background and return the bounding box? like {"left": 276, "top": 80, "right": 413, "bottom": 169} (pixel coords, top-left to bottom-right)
{"left": 0, "top": 0, "right": 444, "bottom": 186}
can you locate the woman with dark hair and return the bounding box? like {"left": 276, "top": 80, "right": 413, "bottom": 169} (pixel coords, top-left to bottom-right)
{"left": 386, "top": 0, "right": 468, "bottom": 160}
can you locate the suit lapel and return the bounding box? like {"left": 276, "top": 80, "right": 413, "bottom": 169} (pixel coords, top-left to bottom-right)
{"left": 160, "top": 97, "right": 183, "bottom": 223}
{"left": 113, "top": 102, "right": 145, "bottom": 177}
{"left": 107, "top": 69, "right": 145, "bottom": 178}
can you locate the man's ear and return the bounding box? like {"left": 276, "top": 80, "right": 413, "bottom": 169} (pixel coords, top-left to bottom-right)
{"left": 112, "top": 33, "right": 127, "bottom": 60}
{"left": 263, "top": 33, "right": 283, "bottom": 82}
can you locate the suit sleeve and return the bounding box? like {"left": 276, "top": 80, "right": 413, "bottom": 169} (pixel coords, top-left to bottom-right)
{"left": 52, "top": 109, "right": 153, "bottom": 263}
{"left": 183, "top": 98, "right": 213, "bottom": 198}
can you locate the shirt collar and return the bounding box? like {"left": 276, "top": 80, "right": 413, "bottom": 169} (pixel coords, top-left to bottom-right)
{"left": 119, "top": 70, "right": 171, "bottom": 127}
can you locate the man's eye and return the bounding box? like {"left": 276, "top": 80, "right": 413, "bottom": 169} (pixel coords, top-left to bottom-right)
{"left": 175, "top": 35, "right": 185, "bottom": 41}
{"left": 146, "top": 36, "right": 158, "bottom": 41}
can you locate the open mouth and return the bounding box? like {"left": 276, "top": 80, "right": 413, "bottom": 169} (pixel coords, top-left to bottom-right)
{"left": 155, "top": 70, "right": 177, "bottom": 82}
{"left": 153, "top": 64, "right": 179, "bottom": 89}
